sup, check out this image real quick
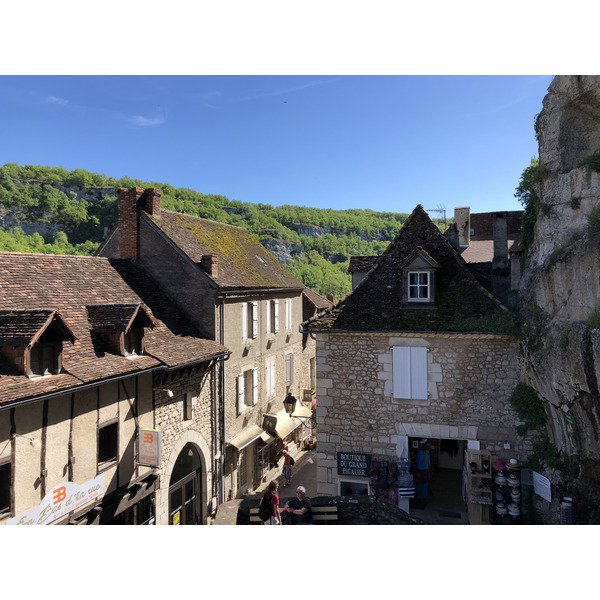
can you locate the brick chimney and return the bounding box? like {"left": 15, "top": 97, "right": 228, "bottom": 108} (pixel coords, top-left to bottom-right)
{"left": 201, "top": 254, "right": 219, "bottom": 277}
{"left": 117, "top": 187, "right": 162, "bottom": 260}
{"left": 447, "top": 222, "right": 460, "bottom": 252}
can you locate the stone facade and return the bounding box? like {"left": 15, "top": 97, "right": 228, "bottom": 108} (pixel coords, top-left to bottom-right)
{"left": 314, "top": 332, "right": 525, "bottom": 496}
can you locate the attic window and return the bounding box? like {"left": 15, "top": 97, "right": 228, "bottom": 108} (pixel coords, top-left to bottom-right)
{"left": 30, "top": 340, "right": 60, "bottom": 377}
{"left": 408, "top": 271, "right": 430, "bottom": 302}
{"left": 124, "top": 328, "right": 144, "bottom": 356}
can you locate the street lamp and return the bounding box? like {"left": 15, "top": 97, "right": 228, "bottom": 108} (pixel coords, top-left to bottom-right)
{"left": 283, "top": 393, "right": 313, "bottom": 425}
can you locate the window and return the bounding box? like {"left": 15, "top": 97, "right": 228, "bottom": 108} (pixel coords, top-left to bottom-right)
{"left": 98, "top": 421, "right": 119, "bottom": 468}
{"left": 124, "top": 328, "right": 144, "bottom": 355}
{"left": 29, "top": 342, "right": 59, "bottom": 376}
{"left": 266, "top": 360, "right": 275, "bottom": 397}
{"left": 408, "top": 272, "right": 430, "bottom": 301}
{"left": 242, "top": 302, "right": 258, "bottom": 340}
{"left": 285, "top": 298, "right": 293, "bottom": 331}
{"left": 183, "top": 393, "right": 195, "bottom": 421}
{"left": 392, "top": 346, "right": 428, "bottom": 400}
{"left": 266, "top": 300, "right": 279, "bottom": 335}
{"left": 0, "top": 461, "right": 11, "bottom": 516}
{"left": 285, "top": 353, "right": 294, "bottom": 387}
{"left": 237, "top": 368, "right": 258, "bottom": 412}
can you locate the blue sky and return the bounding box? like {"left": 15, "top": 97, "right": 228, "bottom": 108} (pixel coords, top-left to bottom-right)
{"left": 0, "top": 75, "right": 553, "bottom": 216}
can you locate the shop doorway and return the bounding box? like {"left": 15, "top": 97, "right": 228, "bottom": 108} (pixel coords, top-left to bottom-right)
{"left": 169, "top": 443, "right": 202, "bottom": 525}
{"left": 408, "top": 437, "right": 467, "bottom": 524}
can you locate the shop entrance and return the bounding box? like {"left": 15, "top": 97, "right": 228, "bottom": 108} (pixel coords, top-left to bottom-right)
{"left": 169, "top": 443, "right": 202, "bottom": 525}
{"left": 408, "top": 437, "right": 468, "bottom": 524}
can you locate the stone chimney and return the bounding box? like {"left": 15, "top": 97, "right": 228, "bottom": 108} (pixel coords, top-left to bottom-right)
{"left": 447, "top": 222, "right": 460, "bottom": 252}
{"left": 454, "top": 207, "right": 470, "bottom": 247}
{"left": 491, "top": 212, "right": 511, "bottom": 305}
{"left": 117, "top": 187, "right": 162, "bottom": 260}
{"left": 201, "top": 254, "right": 219, "bottom": 277}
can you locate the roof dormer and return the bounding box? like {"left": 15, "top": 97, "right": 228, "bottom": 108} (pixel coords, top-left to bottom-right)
{"left": 0, "top": 309, "right": 77, "bottom": 378}
{"left": 399, "top": 247, "right": 439, "bottom": 307}
{"left": 86, "top": 303, "right": 155, "bottom": 357}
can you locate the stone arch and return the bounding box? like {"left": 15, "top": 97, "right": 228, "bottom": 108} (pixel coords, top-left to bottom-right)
{"left": 156, "top": 430, "right": 212, "bottom": 525}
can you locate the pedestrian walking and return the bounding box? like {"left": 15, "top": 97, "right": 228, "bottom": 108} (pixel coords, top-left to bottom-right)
{"left": 283, "top": 485, "right": 313, "bottom": 524}
{"left": 282, "top": 448, "right": 294, "bottom": 487}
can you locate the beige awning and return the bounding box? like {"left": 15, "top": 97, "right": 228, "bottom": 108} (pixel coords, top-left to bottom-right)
{"left": 274, "top": 404, "right": 313, "bottom": 439}
{"left": 227, "top": 425, "right": 265, "bottom": 450}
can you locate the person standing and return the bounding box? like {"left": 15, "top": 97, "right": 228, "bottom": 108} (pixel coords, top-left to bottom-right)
{"left": 283, "top": 485, "right": 313, "bottom": 524}
{"left": 282, "top": 449, "right": 294, "bottom": 487}
{"left": 261, "top": 481, "right": 281, "bottom": 525}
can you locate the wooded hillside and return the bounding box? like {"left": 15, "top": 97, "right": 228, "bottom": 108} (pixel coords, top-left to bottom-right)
{"left": 0, "top": 163, "right": 442, "bottom": 298}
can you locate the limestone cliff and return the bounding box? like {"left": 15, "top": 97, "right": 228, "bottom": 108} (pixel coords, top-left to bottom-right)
{"left": 520, "top": 75, "right": 600, "bottom": 523}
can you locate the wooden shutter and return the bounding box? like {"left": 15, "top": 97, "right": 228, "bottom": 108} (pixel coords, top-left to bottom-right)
{"left": 410, "top": 347, "right": 428, "bottom": 400}
{"left": 285, "top": 353, "right": 294, "bottom": 386}
{"left": 392, "top": 346, "right": 411, "bottom": 399}
{"left": 241, "top": 302, "right": 248, "bottom": 340}
{"left": 237, "top": 374, "right": 245, "bottom": 412}
{"left": 266, "top": 300, "right": 271, "bottom": 335}
{"left": 252, "top": 302, "right": 258, "bottom": 338}
{"left": 252, "top": 367, "right": 259, "bottom": 404}
{"left": 274, "top": 300, "right": 279, "bottom": 333}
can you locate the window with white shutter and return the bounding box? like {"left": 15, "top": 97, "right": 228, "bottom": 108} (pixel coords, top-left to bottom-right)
{"left": 237, "top": 374, "right": 245, "bottom": 412}
{"left": 266, "top": 300, "right": 271, "bottom": 335}
{"left": 241, "top": 302, "right": 248, "bottom": 340}
{"left": 266, "top": 360, "right": 275, "bottom": 397}
{"left": 285, "top": 353, "right": 294, "bottom": 387}
{"left": 274, "top": 300, "right": 279, "bottom": 333}
{"left": 392, "top": 346, "right": 428, "bottom": 400}
{"left": 252, "top": 302, "right": 258, "bottom": 339}
{"left": 285, "top": 298, "right": 292, "bottom": 331}
{"left": 252, "top": 367, "right": 259, "bottom": 405}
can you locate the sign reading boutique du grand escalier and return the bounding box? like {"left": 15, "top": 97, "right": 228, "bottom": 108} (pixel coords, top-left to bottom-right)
{"left": 337, "top": 452, "right": 371, "bottom": 478}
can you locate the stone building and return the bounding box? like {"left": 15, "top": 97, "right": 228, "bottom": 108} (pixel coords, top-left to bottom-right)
{"left": 98, "top": 188, "right": 331, "bottom": 499}
{"left": 302, "top": 205, "right": 531, "bottom": 521}
{"left": 0, "top": 252, "right": 229, "bottom": 526}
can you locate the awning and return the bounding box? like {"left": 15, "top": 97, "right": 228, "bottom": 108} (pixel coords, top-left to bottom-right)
{"left": 274, "top": 404, "right": 313, "bottom": 439}
{"left": 227, "top": 425, "right": 265, "bottom": 450}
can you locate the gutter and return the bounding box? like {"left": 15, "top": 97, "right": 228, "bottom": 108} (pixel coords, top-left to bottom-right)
{"left": 0, "top": 351, "right": 231, "bottom": 411}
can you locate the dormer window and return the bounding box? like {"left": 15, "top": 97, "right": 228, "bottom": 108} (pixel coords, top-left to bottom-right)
{"left": 0, "top": 309, "right": 77, "bottom": 379}
{"left": 399, "top": 247, "right": 439, "bottom": 307}
{"left": 408, "top": 271, "right": 430, "bottom": 302}
{"left": 87, "top": 303, "right": 154, "bottom": 357}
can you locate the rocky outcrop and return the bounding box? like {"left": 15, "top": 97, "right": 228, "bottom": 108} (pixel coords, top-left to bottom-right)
{"left": 261, "top": 238, "right": 303, "bottom": 265}
{"left": 520, "top": 76, "right": 600, "bottom": 522}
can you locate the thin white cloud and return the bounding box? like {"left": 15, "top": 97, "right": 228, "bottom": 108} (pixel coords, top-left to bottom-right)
{"left": 46, "top": 95, "right": 69, "bottom": 106}
{"left": 128, "top": 114, "right": 166, "bottom": 127}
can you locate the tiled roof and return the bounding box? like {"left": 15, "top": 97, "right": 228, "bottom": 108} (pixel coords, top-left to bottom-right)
{"left": 301, "top": 287, "right": 334, "bottom": 312}
{"left": 348, "top": 256, "right": 379, "bottom": 273}
{"left": 86, "top": 303, "right": 154, "bottom": 333}
{"left": 0, "top": 309, "right": 76, "bottom": 346}
{"left": 303, "top": 206, "right": 517, "bottom": 335}
{"left": 145, "top": 210, "right": 306, "bottom": 291}
{"left": 0, "top": 252, "right": 229, "bottom": 406}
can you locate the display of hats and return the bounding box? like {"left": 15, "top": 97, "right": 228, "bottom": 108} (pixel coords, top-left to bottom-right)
{"left": 511, "top": 488, "right": 521, "bottom": 501}
{"left": 507, "top": 472, "right": 520, "bottom": 486}
{"left": 496, "top": 502, "right": 507, "bottom": 516}
{"left": 508, "top": 502, "right": 520, "bottom": 517}
{"left": 508, "top": 458, "right": 520, "bottom": 468}
{"left": 495, "top": 473, "right": 507, "bottom": 485}
{"left": 493, "top": 458, "right": 506, "bottom": 469}
{"left": 496, "top": 489, "right": 505, "bottom": 501}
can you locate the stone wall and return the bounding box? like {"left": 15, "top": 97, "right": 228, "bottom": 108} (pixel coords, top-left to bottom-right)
{"left": 314, "top": 332, "right": 526, "bottom": 496}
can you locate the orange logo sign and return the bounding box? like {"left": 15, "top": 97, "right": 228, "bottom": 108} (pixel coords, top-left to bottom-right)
{"left": 143, "top": 432, "right": 153, "bottom": 444}
{"left": 53, "top": 486, "right": 67, "bottom": 505}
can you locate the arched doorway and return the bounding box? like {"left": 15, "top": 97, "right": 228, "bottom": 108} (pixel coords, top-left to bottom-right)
{"left": 169, "top": 443, "right": 202, "bottom": 525}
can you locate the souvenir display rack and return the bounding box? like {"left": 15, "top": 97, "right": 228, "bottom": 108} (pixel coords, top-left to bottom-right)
{"left": 491, "top": 458, "right": 522, "bottom": 524}
{"left": 467, "top": 449, "right": 492, "bottom": 524}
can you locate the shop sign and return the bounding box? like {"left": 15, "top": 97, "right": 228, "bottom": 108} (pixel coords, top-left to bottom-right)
{"left": 138, "top": 428, "right": 162, "bottom": 467}
{"left": 262, "top": 414, "right": 278, "bottom": 434}
{"left": 337, "top": 452, "right": 371, "bottom": 477}
{"left": 303, "top": 389, "right": 313, "bottom": 403}
{"left": 7, "top": 475, "right": 104, "bottom": 526}
{"left": 533, "top": 470, "right": 552, "bottom": 502}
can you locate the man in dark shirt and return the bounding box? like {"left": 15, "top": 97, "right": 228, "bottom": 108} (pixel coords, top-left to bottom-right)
{"left": 284, "top": 485, "right": 313, "bottom": 524}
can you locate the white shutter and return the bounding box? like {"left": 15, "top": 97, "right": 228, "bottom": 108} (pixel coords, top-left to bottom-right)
{"left": 241, "top": 302, "right": 248, "bottom": 340}
{"left": 274, "top": 300, "right": 279, "bottom": 333}
{"left": 237, "top": 374, "right": 245, "bottom": 412}
{"left": 252, "top": 367, "right": 259, "bottom": 404}
{"left": 252, "top": 302, "right": 258, "bottom": 338}
{"left": 410, "top": 347, "right": 428, "bottom": 400}
{"left": 266, "top": 300, "right": 271, "bottom": 335}
{"left": 286, "top": 298, "right": 292, "bottom": 330}
{"left": 392, "top": 346, "right": 411, "bottom": 399}
{"left": 270, "top": 361, "right": 275, "bottom": 396}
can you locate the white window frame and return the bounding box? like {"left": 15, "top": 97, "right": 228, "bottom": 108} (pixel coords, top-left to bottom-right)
{"left": 238, "top": 368, "right": 259, "bottom": 413}
{"left": 242, "top": 301, "right": 258, "bottom": 340}
{"left": 407, "top": 271, "right": 430, "bottom": 302}
{"left": 285, "top": 298, "right": 292, "bottom": 331}
{"left": 392, "top": 346, "right": 428, "bottom": 400}
{"left": 266, "top": 299, "right": 280, "bottom": 335}
{"left": 266, "top": 360, "right": 275, "bottom": 397}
